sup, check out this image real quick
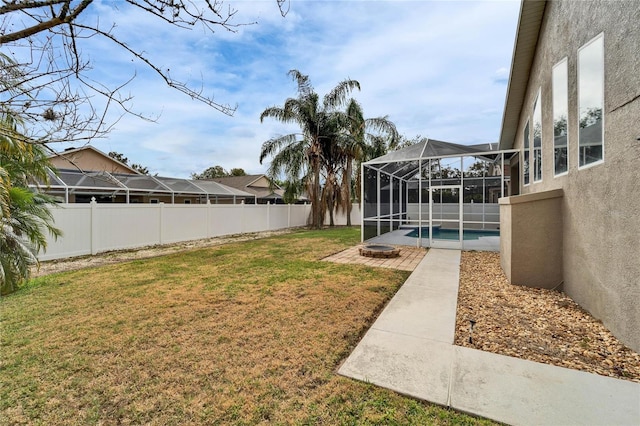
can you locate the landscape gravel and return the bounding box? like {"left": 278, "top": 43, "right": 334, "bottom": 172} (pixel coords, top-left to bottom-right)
{"left": 455, "top": 251, "right": 640, "bottom": 383}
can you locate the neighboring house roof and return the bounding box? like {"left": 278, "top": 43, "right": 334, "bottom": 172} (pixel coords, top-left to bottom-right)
{"left": 211, "top": 175, "right": 259, "bottom": 188}
{"left": 48, "top": 145, "right": 142, "bottom": 175}
{"left": 38, "top": 169, "right": 254, "bottom": 199}
{"left": 189, "top": 179, "right": 255, "bottom": 198}
{"left": 41, "top": 146, "right": 254, "bottom": 200}
{"left": 211, "top": 175, "right": 285, "bottom": 200}
{"left": 498, "top": 0, "right": 547, "bottom": 150}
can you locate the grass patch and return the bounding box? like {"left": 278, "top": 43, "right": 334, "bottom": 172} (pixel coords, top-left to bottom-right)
{"left": 1, "top": 227, "right": 494, "bottom": 424}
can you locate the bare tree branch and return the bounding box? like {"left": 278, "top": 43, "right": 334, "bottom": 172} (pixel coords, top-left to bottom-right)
{"left": 0, "top": 0, "right": 93, "bottom": 44}
{"left": 0, "top": 1, "right": 67, "bottom": 15}
{"left": 0, "top": 0, "right": 285, "bottom": 145}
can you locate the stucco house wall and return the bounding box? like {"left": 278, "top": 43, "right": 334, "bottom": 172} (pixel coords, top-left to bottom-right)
{"left": 499, "top": 189, "right": 563, "bottom": 289}
{"left": 506, "top": 0, "right": 639, "bottom": 351}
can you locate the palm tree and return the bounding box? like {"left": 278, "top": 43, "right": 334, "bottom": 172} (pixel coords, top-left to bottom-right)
{"left": 0, "top": 111, "right": 61, "bottom": 295}
{"left": 259, "top": 70, "right": 360, "bottom": 229}
{"left": 318, "top": 114, "right": 346, "bottom": 227}
{"left": 338, "top": 99, "right": 398, "bottom": 226}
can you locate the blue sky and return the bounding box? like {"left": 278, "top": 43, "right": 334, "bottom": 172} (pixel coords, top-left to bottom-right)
{"left": 62, "top": 0, "right": 521, "bottom": 177}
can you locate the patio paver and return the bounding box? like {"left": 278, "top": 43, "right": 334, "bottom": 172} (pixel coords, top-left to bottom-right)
{"left": 322, "top": 245, "right": 427, "bottom": 271}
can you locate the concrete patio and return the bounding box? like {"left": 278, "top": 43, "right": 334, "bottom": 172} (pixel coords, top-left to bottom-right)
{"left": 337, "top": 249, "right": 640, "bottom": 425}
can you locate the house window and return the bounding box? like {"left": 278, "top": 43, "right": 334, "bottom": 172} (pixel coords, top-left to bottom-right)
{"left": 578, "top": 33, "right": 604, "bottom": 168}
{"left": 553, "top": 58, "right": 569, "bottom": 175}
{"left": 532, "top": 89, "right": 542, "bottom": 182}
{"left": 150, "top": 199, "right": 159, "bottom": 204}
{"left": 184, "top": 199, "right": 191, "bottom": 204}
{"left": 523, "top": 120, "right": 530, "bottom": 186}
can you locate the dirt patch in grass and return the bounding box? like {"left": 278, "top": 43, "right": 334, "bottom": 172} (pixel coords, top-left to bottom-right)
{"left": 455, "top": 251, "right": 640, "bottom": 383}
{"left": 3, "top": 228, "right": 494, "bottom": 425}
{"left": 31, "top": 229, "right": 296, "bottom": 278}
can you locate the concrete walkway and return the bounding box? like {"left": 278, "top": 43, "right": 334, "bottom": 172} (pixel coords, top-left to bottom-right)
{"left": 338, "top": 249, "right": 640, "bottom": 426}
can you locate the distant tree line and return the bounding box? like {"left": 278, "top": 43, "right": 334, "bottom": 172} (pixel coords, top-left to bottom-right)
{"left": 108, "top": 151, "right": 150, "bottom": 175}
{"left": 191, "top": 166, "right": 246, "bottom": 180}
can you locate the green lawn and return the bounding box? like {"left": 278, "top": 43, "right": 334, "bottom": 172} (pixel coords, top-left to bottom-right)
{"left": 0, "top": 227, "right": 494, "bottom": 425}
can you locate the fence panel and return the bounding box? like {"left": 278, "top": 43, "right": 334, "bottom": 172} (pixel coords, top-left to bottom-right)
{"left": 207, "top": 205, "right": 243, "bottom": 236}
{"left": 290, "top": 204, "right": 311, "bottom": 226}
{"left": 93, "top": 204, "right": 161, "bottom": 253}
{"left": 40, "top": 204, "right": 93, "bottom": 261}
{"left": 406, "top": 203, "right": 499, "bottom": 223}
{"left": 162, "top": 205, "right": 209, "bottom": 244}
{"left": 269, "top": 205, "right": 290, "bottom": 230}
{"left": 324, "top": 204, "right": 361, "bottom": 226}
{"left": 38, "top": 202, "right": 324, "bottom": 261}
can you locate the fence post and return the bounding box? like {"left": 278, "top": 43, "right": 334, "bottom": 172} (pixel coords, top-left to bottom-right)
{"left": 288, "top": 203, "right": 291, "bottom": 228}
{"left": 267, "top": 201, "right": 271, "bottom": 231}
{"left": 207, "top": 199, "right": 212, "bottom": 238}
{"left": 241, "top": 199, "right": 245, "bottom": 234}
{"left": 90, "top": 197, "right": 98, "bottom": 255}
{"left": 159, "top": 202, "right": 164, "bottom": 245}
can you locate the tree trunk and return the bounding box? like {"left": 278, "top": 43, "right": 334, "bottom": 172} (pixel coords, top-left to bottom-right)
{"left": 329, "top": 203, "right": 335, "bottom": 227}
{"left": 331, "top": 184, "right": 336, "bottom": 227}
{"left": 345, "top": 160, "right": 353, "bottom": 227}
{"left": 311, "top": 155, "right": 322, "bottom": 229}
{"left": 326, "top": 175, "right": 336, "bottom": 227}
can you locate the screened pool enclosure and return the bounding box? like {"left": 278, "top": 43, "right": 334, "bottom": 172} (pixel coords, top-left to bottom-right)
{"left": 33, "top": 169, "right": 255, "bottom": 204}
{"left": 361, "top": 139, "right": 517, "bottom": 250}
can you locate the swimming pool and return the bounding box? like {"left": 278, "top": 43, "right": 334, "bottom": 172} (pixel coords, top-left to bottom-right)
{"left": 404, "top": 227, "right": 499, "bottom": 240}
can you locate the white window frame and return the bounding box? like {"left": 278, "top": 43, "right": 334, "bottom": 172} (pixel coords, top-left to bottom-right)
{"left": 523, "top": 119, "right": 531, "bottom": 187}
{"left": 532, "top": 89, "right": 543, "bottom": 183}
{"left": 552, "top": 58, "right": 569, "bottom": 177}
{"left": 577, "top": 32, "right": 605, "bottom": 170}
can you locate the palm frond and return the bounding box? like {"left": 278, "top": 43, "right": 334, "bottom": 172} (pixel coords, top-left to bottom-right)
{"left": 0, "top": 106, "right": 60, "bottom": 294}
{"left": 287, "top": 69, "right": 313, "bottom": 97}
{"left": 259, "top": 133, "right": 300, "bottom": 164}
{"left": 323, "top": 79, "right": 360, "bottom": 110}
{"left": 267, "top": 139, "right": 308, "bottom": 182}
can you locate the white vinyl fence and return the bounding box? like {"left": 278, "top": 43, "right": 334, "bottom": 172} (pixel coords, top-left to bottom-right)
{"left": 406, "top": 203, "right": 500, "bottom": 224}
{"left": 40, "top": 201, "right": 362, "bottom": 261}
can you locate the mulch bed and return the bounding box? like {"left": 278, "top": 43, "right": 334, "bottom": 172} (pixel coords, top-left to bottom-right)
{"left": 455, "top": 251, "right": 640, "bottom": 383}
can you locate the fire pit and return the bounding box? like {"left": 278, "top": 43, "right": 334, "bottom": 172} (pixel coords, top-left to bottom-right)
{"left": 359, "top": 244, "right": 401, "bottom": 258}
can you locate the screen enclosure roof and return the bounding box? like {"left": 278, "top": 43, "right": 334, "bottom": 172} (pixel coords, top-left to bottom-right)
{"left": 34, "top": 169, "right": 254, "bottom": 198}
{"left": 363, "top": 138, "right": 517, "bottom": 180}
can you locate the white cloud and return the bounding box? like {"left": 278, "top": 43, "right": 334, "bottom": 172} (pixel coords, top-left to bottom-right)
{"left": 58, "top": 0, "right": 521, "bottom": 178}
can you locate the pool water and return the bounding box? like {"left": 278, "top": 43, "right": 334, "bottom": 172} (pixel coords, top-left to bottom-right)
{"left": 404, "top": 227, "right": 499, "bottom": 240}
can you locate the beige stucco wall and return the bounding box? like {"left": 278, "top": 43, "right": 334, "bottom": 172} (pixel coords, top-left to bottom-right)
{"left": 500, "top": 190, "right": 563, "bottom": 289}
{"left": 50, "top": 149, "right": 136, "bottom": 174}
{"left": 508, "top": 0, "right": 640, "bottom": 351}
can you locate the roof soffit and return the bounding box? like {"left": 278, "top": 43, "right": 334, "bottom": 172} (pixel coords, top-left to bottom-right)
{"left": 498, "top": 0, "right": 547, "bottom": 150}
